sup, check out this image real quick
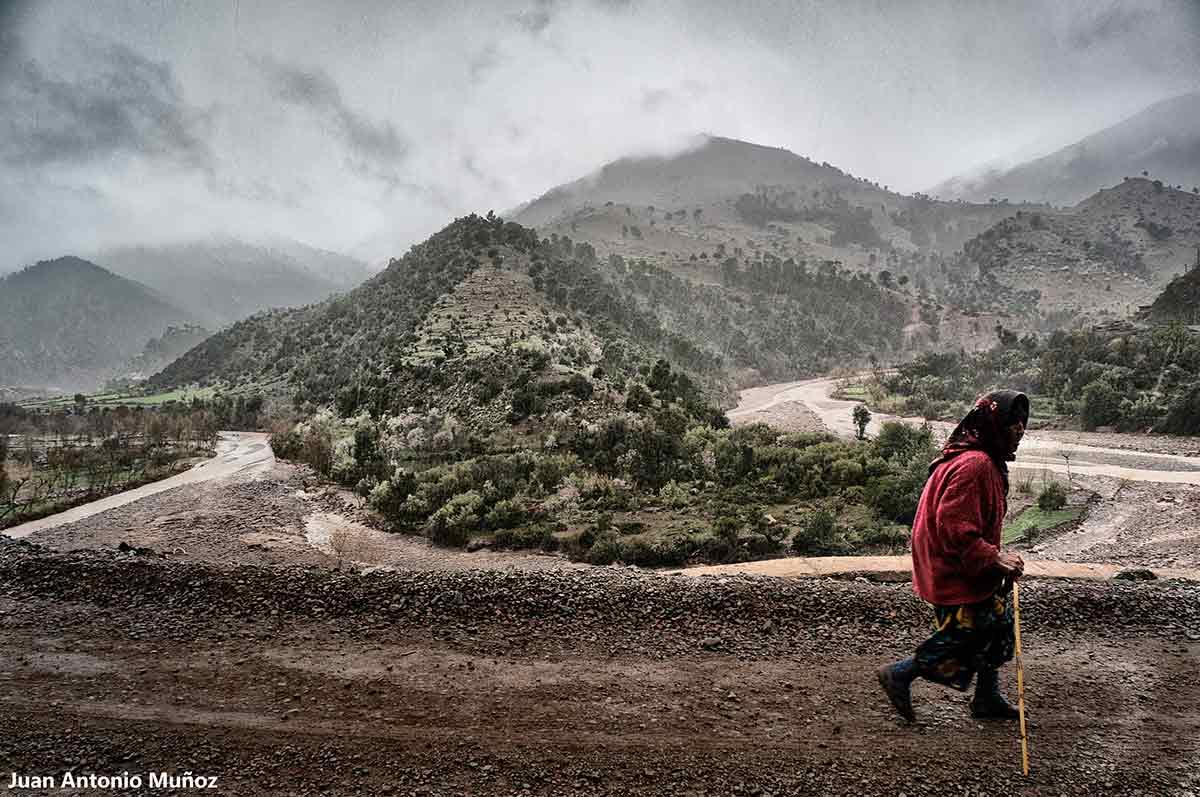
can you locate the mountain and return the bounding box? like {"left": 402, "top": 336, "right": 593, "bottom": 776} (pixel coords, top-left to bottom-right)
{"left": 516, "top": 135, "right": 1029, "bottom": 265}
{"left": 931, "top": 91, "right": 1200, "bottom": 207}
{"left": 945, "top": 178, "right": 1200, "bottom": 326}
{"left": 152, "top": 214, "right": 911, "bottom": 421}
{"left": 0, "top": 257, "right": 193, "bottom": 391}
{"left": 95, "top": 237, "right": 373, "bottom": 329}
{"left": 123, "top": 323, "right": 213, "bottom": 380}
{"left": 511, "top": 135, "right": 1052, "bottom": 355}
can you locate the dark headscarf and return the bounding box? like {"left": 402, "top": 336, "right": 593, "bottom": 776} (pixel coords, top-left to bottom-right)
{"left": 930, "top": 389, "right": 1030, "bottom": 492}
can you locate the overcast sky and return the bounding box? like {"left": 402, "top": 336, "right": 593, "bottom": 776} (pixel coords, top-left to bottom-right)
{"left": 2, "top": 0, "right": 1198, "bottom": 269}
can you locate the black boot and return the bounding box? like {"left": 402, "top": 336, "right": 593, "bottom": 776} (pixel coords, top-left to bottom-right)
{"left": 970, "top": 667, "right": 1020, "bottom": 719}
{"left": 877, "top": 658, "right": 917, "bottom": 722}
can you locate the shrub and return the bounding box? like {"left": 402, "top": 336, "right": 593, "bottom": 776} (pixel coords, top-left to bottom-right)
{"left": 566, "top": 373, "right": 594, "bottom": 400}
{"left": 872, "top": 421, "right": 935, "bottom": 462}
{"left": 658, "top": 478, "right": 690, "bottom": 508}
{"left": 493, "top": 523, "right": 556, "bottom": 551}
{"left": 484, "top": 498, "right": 526, "bottom": 530}
{"left": 791, "top": 508, "right": 838, "bottom": 555}
{"left": 586, "top": 531, "right": 623, "bottom": 565}
{"left": 425, "top": 490, "right": 484, "bottom": 547}
{"left": 1161, "top": 383, "right": 1200, "bottom": 435}
{"left": 1037, "top": 482, "right": 1068, "bottom": 511}
{"left": 269, "top": 424, "right": 303, "bottom": 461}
{"left": 1080, "top": 380, "right": 1122, "bottom": 430}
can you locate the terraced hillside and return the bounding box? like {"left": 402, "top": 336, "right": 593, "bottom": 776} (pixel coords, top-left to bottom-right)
{"left": 152, "top": 214, "right": 910, "bottom": 415}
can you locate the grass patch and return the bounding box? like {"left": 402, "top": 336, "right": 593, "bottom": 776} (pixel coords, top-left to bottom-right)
{"left": 1002, "top": 505, "right": 1083, "bottom": 544}
{"left": 832, "top": 384, "right": 869, "bottom": 401}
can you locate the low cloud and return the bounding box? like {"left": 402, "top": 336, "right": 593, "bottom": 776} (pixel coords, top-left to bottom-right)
{"left": 256, "top": 56, "right": 407, "bottom": 168}
{"left": 1, "top": 40, "right": 212, "bottom": 171}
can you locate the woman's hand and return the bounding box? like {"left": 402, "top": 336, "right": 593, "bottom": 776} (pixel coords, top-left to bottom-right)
{"left": 996, "top": 552, "right": 1025, "bottom": 578}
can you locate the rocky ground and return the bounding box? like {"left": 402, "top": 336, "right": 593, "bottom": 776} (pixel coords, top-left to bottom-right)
{"left": 1023, "top": 476, "right": 1200, "bottom": 570}
{"left": 1, "top": 537, "right": 1198, "bottom": 796}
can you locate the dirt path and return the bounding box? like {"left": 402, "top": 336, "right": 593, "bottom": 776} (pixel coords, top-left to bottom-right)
{"left": 675, "top": 554, "right": 1200, "bottom": 582}
{"left": 732, "top": 377, "right": 1200, "bottom": 485}
{"left": 1, "top": 545, "right": 1197, "bottom": 795}
{"left": 2, "top": 432, "right": 274, "bottom": 540}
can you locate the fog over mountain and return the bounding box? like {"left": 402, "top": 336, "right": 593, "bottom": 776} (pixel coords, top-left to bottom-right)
{"left": 2, "top": 0, "right": 1198, "bottom": 270}
{"left": 931, "top": 91, "right": 1200, "bottom": 206}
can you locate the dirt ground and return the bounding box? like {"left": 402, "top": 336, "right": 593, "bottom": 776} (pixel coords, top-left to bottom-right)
{"left": 1, "top": 542, "right": 1198, "bottom": 796}
{"left": 23, "top": 461, "right": 579, "bottom": 574}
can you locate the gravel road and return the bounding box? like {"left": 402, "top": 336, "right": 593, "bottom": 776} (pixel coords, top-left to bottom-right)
{"left": 1, "top": 538, "right": 1198, "bottom": 796}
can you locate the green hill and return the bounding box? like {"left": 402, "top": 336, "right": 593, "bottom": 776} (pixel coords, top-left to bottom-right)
{"left": 0, "top": 257, "right": 193, "bottom": 391}
{"left": 152, "top": 214, "right": 909, "bottom": 419}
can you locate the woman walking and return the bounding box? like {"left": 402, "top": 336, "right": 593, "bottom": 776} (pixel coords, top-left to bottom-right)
{"left": 878, "top": 390, "right": 1029, "bottom": 722}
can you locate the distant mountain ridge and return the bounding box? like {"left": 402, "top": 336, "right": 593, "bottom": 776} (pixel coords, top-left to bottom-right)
{"left": 95, "top": 237, "right": 373, "bottom": 329}
{"left": 931, "top": 91, "right": 1200, "bottom": 206}
{"left": 515, "top": 135, "right": 1028, "bottom": 261}
{"left": 0, "top": 257, "right": 193, "bottom": 391}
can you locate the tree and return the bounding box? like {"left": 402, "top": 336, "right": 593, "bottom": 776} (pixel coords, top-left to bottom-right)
{"left": 1080, "top": 380, "right": 1121, "bottom": 431}
{"left": 852, "top": 404, "right": 872, "bottom": 439}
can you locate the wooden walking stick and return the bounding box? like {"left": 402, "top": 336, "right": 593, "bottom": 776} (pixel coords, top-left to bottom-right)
{"left": 1013, "top": 580, "right": 1030, "bottom": 776}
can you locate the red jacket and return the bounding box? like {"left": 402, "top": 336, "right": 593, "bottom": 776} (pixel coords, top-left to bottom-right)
{"left": 911, "top": 450, "right": 1006, "bottom": 605}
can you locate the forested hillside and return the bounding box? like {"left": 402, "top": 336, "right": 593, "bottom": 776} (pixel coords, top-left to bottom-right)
{"left": 0, "top": 257, "right": 192, "bottom": 391}
{"left": 154, "top": 214, "right": 909, "bottom": 418}
{"left": 1140, "top": 266, "right": 1200, "bottom": 324}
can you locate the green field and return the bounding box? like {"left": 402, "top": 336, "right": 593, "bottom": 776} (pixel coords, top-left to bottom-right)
{"left": 19, "top": 385, "right": 226, "bottom": 410}
{"left": 1002, "top": 505, "right": 1084, "bottom": 544}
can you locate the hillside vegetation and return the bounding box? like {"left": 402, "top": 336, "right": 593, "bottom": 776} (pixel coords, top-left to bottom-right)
{"left": 1140, "top": 266, "right": 1200, "bottom": 324}
{"left": 0, "top": 257, "right": 192, "bottom": 392}
{"left": 869, "top": 320, "right": 1200, "bottom": 435}
{"left": 155, "top": 214, "right": 910, "bottom": 415}
{"left": 517, "top": 137, "right": 1031, "bottom": 351}
{"left": 945, "top": 179, "right": 1200, "bottom": 327}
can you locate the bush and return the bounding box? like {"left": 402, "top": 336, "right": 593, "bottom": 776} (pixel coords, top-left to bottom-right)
{"left": 269, "top": 425, "right": 303, "bottom": 461}
{"left": 1080, "top": 380, "right": 1122, "bottom": 430}
{"left": 484, "top": 498, "right": 527, "bottom": 530}
{"left": 425, "top": 490, "right": 484, "bottom": 547}
{"left": 658, "top": 479, "right": 690, "bottom": 508}
{"left": 872, "top": 421, "right": 935, "bottom": 462}
{"left": 493, "top": 523, "right": 556, "bottom": 551}
{"left": 586, "top": 531, "right": 623, "bottom": 565}
{"left": 1037, "top": 482, "right": 1068, "bottom": 511}
{"left": 791, "top": 509, "right": 838, "bottom": 554}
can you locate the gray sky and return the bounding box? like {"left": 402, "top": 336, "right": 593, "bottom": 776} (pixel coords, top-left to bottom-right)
{"left": 2, "top": 0, "right": 1198, "bottom": 269}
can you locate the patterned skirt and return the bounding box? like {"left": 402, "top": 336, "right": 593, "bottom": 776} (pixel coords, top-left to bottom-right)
{"left": 914, "top": 592, "right": 1015, "bottom": 691}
